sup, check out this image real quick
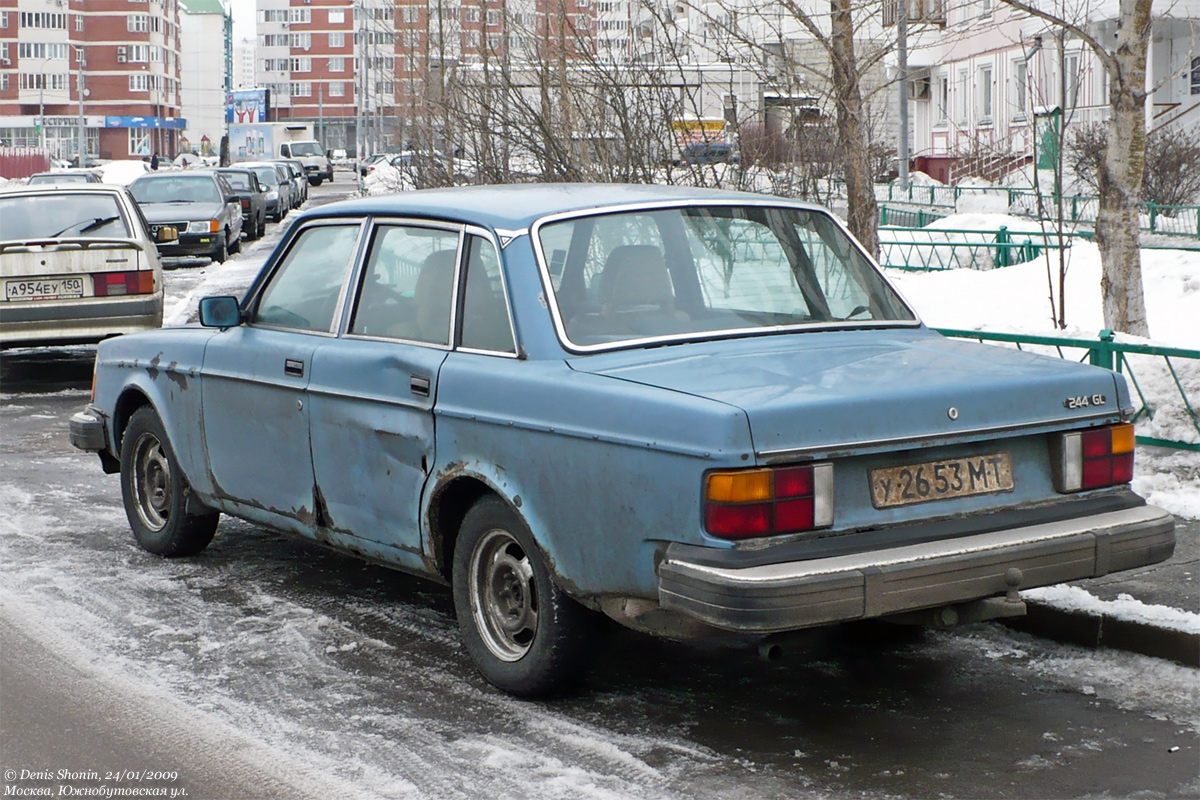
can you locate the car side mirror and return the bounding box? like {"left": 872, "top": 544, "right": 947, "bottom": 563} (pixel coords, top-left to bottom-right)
{"left": 199, "top": 296, "right": 242, "bottom": 329}
{"left": 156, "top": 226, "right": 179, "bottom": 244}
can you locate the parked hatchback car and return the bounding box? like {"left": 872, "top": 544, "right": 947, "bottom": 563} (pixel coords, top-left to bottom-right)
{"left": 1, "top": 185, "right": 174, "bottom": 347}
{"left": 277, "top": 158, "right": 308, "bottom": 206}
{"left": 240, "top": 162, "right": 289, "bottom": 222}
{"left": 128, "top": 170, "right": 243, "bottom": 263}
{"left": 215, "top": 167, "right": 268, "bottom": 241}
{"left": 70, "top": 185, "right": 1174, "bottom": 697}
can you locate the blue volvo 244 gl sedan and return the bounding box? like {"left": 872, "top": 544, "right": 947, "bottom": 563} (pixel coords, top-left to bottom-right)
{"left": 70, "top": 184, "right": 1175, "bottom": 696}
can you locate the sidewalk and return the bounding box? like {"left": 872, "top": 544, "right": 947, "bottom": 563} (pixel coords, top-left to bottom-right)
{"left": 1006, "top": 517, "right": 1199, "bottom": 667}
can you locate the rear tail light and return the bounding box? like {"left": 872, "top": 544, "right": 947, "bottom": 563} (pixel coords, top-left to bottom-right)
{"left": 93, "top": 270, "right": 156, "bottom": 297}
{"left": 704, "top": 463, "right": 833, "bottom": 539}
{"left": 1052, "top": 423, "right": 1135, "bottom": 492}
{"left": 240, "top": 198, "right": 250, "bottom": 210}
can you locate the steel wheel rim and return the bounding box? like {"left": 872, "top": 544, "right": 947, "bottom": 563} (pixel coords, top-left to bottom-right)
{"left": 131, "top": 432, "right": 171, "bottom": 532}
{"left": 469, "top": 528, "right": 538, "bottom": 662}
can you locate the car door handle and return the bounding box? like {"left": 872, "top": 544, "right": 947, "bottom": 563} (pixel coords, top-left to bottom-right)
{"left": 410, "top": 375, "right": 430, "bottom": 397}
{"left": 284, "top": 359, "right": 305, "bottom": 378}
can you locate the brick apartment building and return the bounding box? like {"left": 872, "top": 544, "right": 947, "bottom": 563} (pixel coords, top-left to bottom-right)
{"left": 0, "top": 0, "right": 184, "bottom": 161}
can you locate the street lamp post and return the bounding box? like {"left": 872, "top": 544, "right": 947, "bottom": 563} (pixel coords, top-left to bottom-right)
{"left": 76, "top": 46, "right": 86, "bottom": 165}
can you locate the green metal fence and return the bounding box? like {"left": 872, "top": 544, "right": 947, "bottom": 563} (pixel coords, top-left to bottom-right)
{"left": 937, "top": 328, "right": 1200, "bottom": 452}
{"left": 858, "top": 182, "right": 1200, "bottom": 239}
{"left": 878, "top": 225, "right": 1084, "bottom": 271}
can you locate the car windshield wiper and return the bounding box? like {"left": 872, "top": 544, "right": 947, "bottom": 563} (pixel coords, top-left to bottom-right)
{"left": 49, "top": 216, "right": 120, "bottom": 237}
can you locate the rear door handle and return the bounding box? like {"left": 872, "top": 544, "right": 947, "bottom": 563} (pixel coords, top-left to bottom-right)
{"left": 284, "top": 359, "right": 305, "bottom": 378}
{"left": 410, "top": 375, "right": 430, "bottom": 397}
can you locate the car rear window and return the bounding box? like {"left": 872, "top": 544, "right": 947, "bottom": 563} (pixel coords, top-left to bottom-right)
{"left": 221, "top": 173, "right": 252, "bottom": 191}
{"left": 538, "top": 204, "right": 916, "bottom": 349}
{"left": 0, "top": 193, "right": 132, "bottom": 240}
{"left": 130, "top": 176, "right": 222, "bottom": 204}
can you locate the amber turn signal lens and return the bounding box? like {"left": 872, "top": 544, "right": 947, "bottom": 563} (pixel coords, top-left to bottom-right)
{"left": 1111, "top": 423, "right": 1135, "bottom": 454}
{"left": 706, "top": 469, "right": 772, "bottom": 503}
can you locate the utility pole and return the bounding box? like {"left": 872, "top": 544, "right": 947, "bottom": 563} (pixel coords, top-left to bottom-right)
{"left": 355, "top": 1, "right": 364, "bottom": 194}
{"left": 76, "top": 47, "right": 85, "bottom": 164}
{"left": 897, "top": 0, "right": 909, "bottom": 189}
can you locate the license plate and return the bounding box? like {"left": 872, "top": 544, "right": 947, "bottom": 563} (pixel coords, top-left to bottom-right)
{"left": 4, "top": 276, "right": 86, "bottom": 302}
{"left": 869, "top": 452, "right": 1014, "bottom": 509}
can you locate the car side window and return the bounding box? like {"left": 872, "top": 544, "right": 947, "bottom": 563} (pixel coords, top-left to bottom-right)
{"left": 252, "top": 224, "right": 361, "bottom": 333}
{"left": 349, "top": 224, "right": 460, "bottom": 345}
{"left": 461, "top": 235, "right": 515, "bottom": 354}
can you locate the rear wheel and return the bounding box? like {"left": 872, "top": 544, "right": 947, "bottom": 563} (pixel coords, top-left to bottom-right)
{"left": 452, "top": 496, "right": 597, "bottom": 697}
{"left": 257, "top": 213, "right": 267, "bottom": 239}
{"left": 120, "top": 406, "right": 218, "bottom": 557}
{"left": 228, "top": 227, "right": 241, "bottom": 255}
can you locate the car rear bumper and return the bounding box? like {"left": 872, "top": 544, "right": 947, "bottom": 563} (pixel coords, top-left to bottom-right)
{"left": 658, "top": 504, "right": 1176, "bottom": 633}
{"left": 1, "top": 294, "right": 163, "bottom": 347}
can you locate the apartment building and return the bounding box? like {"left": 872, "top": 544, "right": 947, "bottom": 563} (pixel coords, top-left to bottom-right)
{"left": 179, "top": 0, "right": 229, "bottom": 156}
{"left": 0, "top": 0, "right": 184, "bottom": 160}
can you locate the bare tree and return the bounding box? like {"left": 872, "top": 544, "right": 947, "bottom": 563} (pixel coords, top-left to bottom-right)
{"left": 1000, "top": 0, "right": 1153, "bottom": 336}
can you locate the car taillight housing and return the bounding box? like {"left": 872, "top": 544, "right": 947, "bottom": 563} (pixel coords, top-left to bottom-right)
{"left": 704, "top": 463, "right": 834, "bottom": 539}
{"left": 93, "top": 270, "right": 155, "bottom": 297}
{"left": 1052, "top": 423, "right": 1135, "bottom": 492}
{"left": 240, "top": 198, "right": 250, "bottom": 210}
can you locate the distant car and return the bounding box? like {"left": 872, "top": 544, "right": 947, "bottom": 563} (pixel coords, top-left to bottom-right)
{"left": 357, "top": 153, "right": 389, "bottom": 176}
{"left": 675, "top": 142, "right": 738, "bottom": 166}
{"left": 215, "top": 167, "right": 268, "bottom": 241}
{"left": 0, "top": 185, "right": 174, "bottom": 347}
{"left": 26, "top": 170, "right": 103, "bottom": 185}
{"left": 128, "top": 170, "right": 243, "bottom": 263}
{"left": 240, "top": 162, "right": 290, "bottom": 222}
{"left": 69, "top": 184, "right": 1174, "bottom": 698}
{"left": 277, "top": 158, "right": 308, "bottom": 206}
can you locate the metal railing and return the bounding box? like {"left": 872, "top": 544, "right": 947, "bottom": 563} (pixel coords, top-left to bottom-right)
{"left": 878, "top": 225, "right": 1085, "bottom": 271}
{"left": 936, "top": 328, "right": 1200, "bottom": 452}
{"left": 855, "top": 182, "right": 1200, "bottom": 239}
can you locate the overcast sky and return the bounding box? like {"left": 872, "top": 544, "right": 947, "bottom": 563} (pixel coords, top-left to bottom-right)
{"left": 229, "top": 0, "right": 254, "bottom": 44}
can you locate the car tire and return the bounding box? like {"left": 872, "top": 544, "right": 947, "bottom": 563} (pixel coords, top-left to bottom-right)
{"left": 211, "top": 234, "right": 227, "bottom": 264}
{"left": 120, "top": 406, "right": 219, "bottom": 558}
{"left": 309, "top": 176, "right": 322, "bottom": 187}
{"left": 257, "top": 214, "right": 267, "bottom": 239}
{"left": 228, "top": 228, "right": 241, "bottom": 255}
{"left": 246, "top": 213, "right": 260, "bottom": 241}
{"left": 452, "top": 496, "right": 598, "bottom": 697}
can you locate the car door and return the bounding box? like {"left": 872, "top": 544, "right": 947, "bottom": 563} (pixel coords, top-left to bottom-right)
{"left": 215, "top": 173, "right": 241, "bottom": 240}
{"left": 200, "top": 220, "right": 364, "bottom": 532}
{"left": 306, "top": 220, "right": 463, "bottom": 559}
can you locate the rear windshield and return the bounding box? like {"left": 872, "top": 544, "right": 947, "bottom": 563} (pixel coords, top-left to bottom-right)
{"left": 221, "top": 172, "right": 253, "bottom": 191}
{"left": 249, "top": 167, "right": 277, "bottom": 186}
{"left": 537, "top": 204, "right": 916, "bottom": 349}
{"left": 0, "top": 193, "right": 132, "bottom": 240}
{"left": 130, "top": 175, "right": 222, "bottom": 204}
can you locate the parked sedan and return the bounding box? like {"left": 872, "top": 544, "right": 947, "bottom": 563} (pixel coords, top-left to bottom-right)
{"left": 26, "top": 170, "right": 103, "bottom": 185}
{"left": 128, "top": 170, "right": 243, "bottom": 263}
{"left": 240, "top": 162, "right": 289, "bottom": 222}
{"left": 215, "top": 167, "right": 268, "bottom": 241}
{"left": 277, "top": 158, "right": 308, "bottom": 205}
{"left": 70, "top": 185, "right": 1174, "bottom": 697}
{"left": 1, "top": 185, "right": 174, "bottom": 347}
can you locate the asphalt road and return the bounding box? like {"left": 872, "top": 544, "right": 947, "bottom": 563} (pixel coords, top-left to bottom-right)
{"left": 1, "top": 177, "right": 1197, "bottom": 798}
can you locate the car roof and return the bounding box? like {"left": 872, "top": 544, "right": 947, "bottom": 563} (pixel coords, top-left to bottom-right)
{"left": 306, "top": 183, "right": 828, "bottom": 231}
{"left": 0, "top": 184, "right": 127, "bottom": 197}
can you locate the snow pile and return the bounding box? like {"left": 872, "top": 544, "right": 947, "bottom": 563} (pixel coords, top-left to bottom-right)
{"left": 954, "top": 178, "right": 1011, "bottom": 215}
{"left": 904, "top": 171, "right": 944, "bottom": 187}
{"left": 1021, "top": 585, "right": 1200, "bottom": 635}
{"left": 363, "top": 163, "right": 416, "bottom": 196}
{"left": 100, "top": 160, "right": 151, "bottom": 186}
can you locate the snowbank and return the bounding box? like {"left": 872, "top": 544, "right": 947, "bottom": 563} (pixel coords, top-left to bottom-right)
{"left": 1021, "top": 585, "right": 1200, "bottom": 635}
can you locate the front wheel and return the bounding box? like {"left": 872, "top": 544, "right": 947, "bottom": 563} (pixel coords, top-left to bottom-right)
{"left": 452, "top": 496, "right": 597, "bottom": 697}
{"left": 211, "top": 234, "right": 227, "bottom": 264}
{"left": 120, "top": 406, "right": 219, "bottom": 557}
{"left": 228, "top": 227, "right": 241, "bottom": 255}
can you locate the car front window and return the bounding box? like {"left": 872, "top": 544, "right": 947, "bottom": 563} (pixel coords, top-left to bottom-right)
{"left": 253, "top": 224, "right": 361, "bottom": 333}
{"left": 0, "top": 193, "right": 132, "bottom": 240}
{"left": 538, "top": 204, "right": 916, "bottom": 349}
{"left": 289, "top": 142, "right": 324, "bottom": 157}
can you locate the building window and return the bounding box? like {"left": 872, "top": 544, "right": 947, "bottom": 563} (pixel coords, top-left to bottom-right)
{"left": 1064, "top": 52, "right": 1080, "bottom": 108}
{"left": 129, "top": 129, "right": 151, "bottom": 157}
{"left": 1191, "top": 57, "right": 1199, "bottom": 95}
{"left": 977, "top": 65, "right": 993, "bottom": 122}
{"left": 291, "top": 81, "right": 312, "bottom": 97}
{"left": 291, "top": 57, "right": 312, "bottom": 72}
{"left": 1013, "top": 60, "right": 1027, "bottom": 116}
{"left": 75, "top": 14, "right": 82, "bottom": 31}
{"left": 19, "top": 12, "right": 68, "bottom": 29}
{"left": 937, "top": 75, "right": 949, "bottom": 122}
{"left": 405, "top": 6, "right": 422, "bottom": 23}
{"left": 329, "top": 81, "right": 344, "bottom": 97}
{"left": 979, "top": 0, "right": 992, "bottom": 19}
{"left": 130, "top": 74, "right": 149, "bottom": 91}
{"left": 289, "top": 8, "right": 311, "bottom": 24}
{"left": 329, "top": 56, "right": 345, "bottom": 72}
{"left": 0, "top": 12, "right": 8, "bottom": 29}
{"left": 290, "top": 33, "right": 312, "bottom": 49}
{"left": 1, "top": 73, "right": 8, "bottom": 91}
{"left": 328, "top": 9, "right": 344, "bottom": 24}
{"left": 129, "top": 15, "right": 149, "bottom": 33}
{"left": 329, "top": 32, "right": 345, "bottom": 48}
{"left": 19, "top": 43, "right": 70, "bottom": 60}
{"left": 957, "top": 69, "right": 968, "bottom": 123}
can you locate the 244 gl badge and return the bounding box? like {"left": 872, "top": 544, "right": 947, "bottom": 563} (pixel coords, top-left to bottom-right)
{"left": 1063, "top": 393, "right": 1107, "bottom": 409}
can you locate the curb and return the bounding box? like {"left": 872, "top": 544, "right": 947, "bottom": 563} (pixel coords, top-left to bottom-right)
{"left": 1003, "top": 600, "right": 1200, "bottom": 668}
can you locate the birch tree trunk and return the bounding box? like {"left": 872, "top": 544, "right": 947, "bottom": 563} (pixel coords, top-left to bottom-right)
{"left": 829, "top": 0, "right": 880, "bottom": 258}
{"left": 1094, "top": 0, "right": 1151, "bottom": 337}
